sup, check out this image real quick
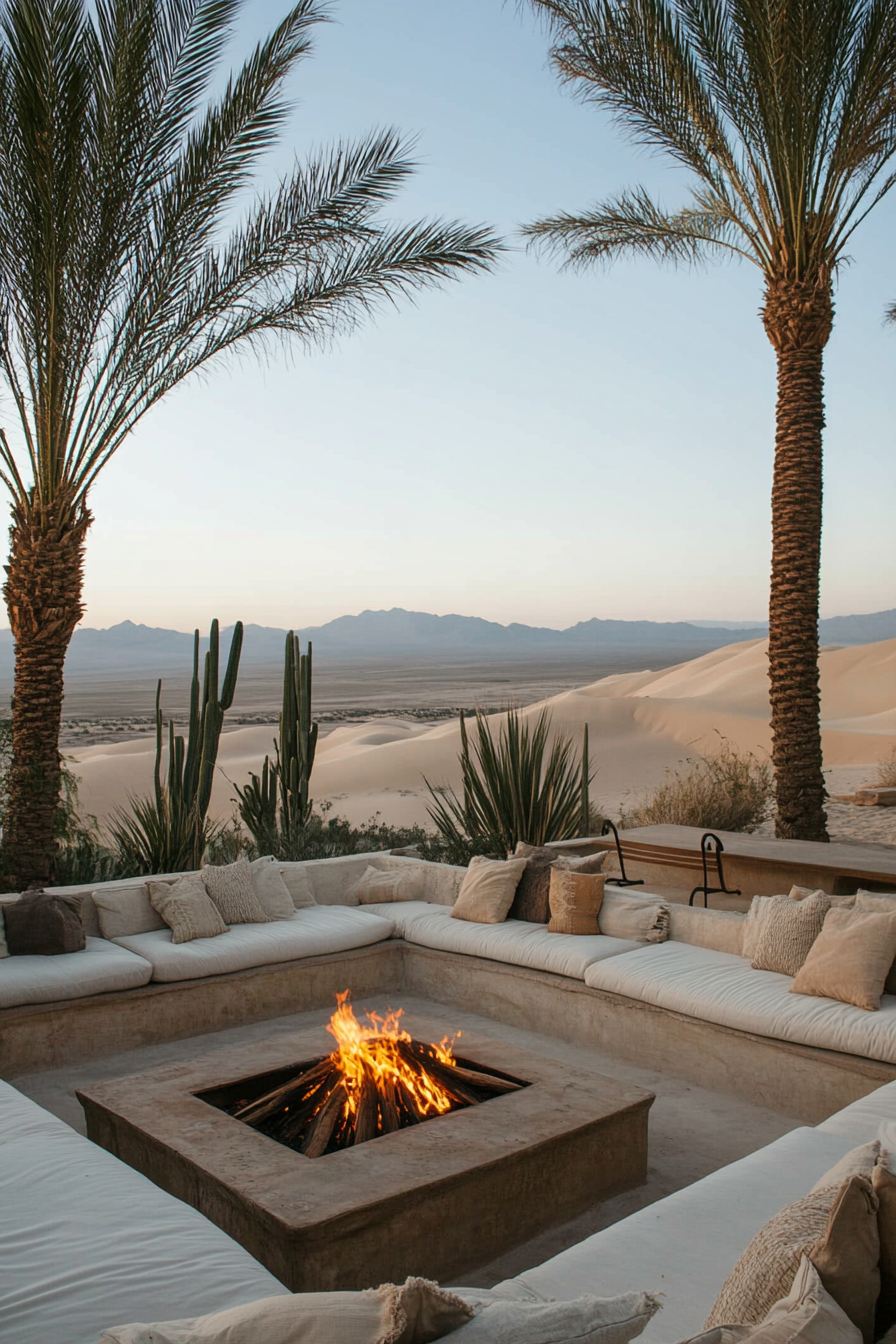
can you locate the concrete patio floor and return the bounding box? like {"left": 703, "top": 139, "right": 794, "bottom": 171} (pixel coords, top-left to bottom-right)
{"left": 13, "top": 992, "right": 801, "bottom": 1287}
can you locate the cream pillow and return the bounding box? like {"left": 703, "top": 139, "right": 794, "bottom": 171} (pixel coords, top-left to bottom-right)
{"left": 201, "top": 858, "right": 271, "bottom": 925}
{"left": 790, "top": 884, "right": 856, "bottom": 911}
{"left": 750, "top": 890, "right": 829, "bottom": 977}
{"left": 684, "top": 1258, "right": 861, "bottom": 1344}
{"left": 148, "top": 875, "right": 228, "bottom": 944}
{"left": 548, "top": 870, "right": 606, "bottom": 935}
{"left": 249, "top": 858, "right": 296, "bottom": 921}
{"left": 100, "top": 1278, "right": 473, "bottom": 1344}
{"left": 791, "top": 908, "right": 896, "bottom": 1011}
{"left": 92, "top": 884, "right": 167, "bottom": 940}
{"left": 348, "top": 865, "right": 427, "bottom": 905}
{"left": 277, "top": 863, "right": 318, "bottom": 910}
{"left": 597, "top": 891, "right": 669, "bottom": 943}
{"left": 439, "top": 1289, "right": 660, "bottom": 1344}
{"left": 451, "top": 856, "right": 527, "bottom": 924}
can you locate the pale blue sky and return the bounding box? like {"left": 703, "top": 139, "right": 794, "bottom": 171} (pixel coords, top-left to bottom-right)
{"left": 16, "top": 0, "right": 896, "bottom": 631}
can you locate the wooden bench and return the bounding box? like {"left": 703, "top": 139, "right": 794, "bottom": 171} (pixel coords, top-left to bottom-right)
{"left": 600, "top": 821, "right": 742, "bottom": 907}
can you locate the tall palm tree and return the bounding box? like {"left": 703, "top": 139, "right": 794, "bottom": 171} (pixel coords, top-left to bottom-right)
{"left": 524, "top": 0, "right": 896, "bottom": 841}
{"left": 0, "top": 0, "right": 501, "bottom": 887}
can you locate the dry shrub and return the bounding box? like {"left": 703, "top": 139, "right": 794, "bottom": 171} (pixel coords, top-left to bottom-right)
{"left": 620, "top": 737, "right": 773, "bottom": 834}
{"left": 874, "top": 744, "right": 896, "bottom": 789}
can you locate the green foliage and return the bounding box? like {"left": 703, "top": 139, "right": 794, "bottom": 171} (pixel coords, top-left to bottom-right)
{"left": 109, "top": 620, "right": 243, "bottom": 873}
{"left": 619, "top": 738, "right": 773, "bottom": 834}
{"left": 424, "top": 707, "right": 593, "bottom": 854}
{"left": 416, "top": 831, "right": 505, "bottom": 866}
{"left": 207, "top": 803, "right": 429, "bottom": 864}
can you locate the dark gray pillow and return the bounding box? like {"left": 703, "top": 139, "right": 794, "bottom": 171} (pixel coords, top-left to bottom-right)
{"left": 4, "top": 889, "right": 86, "bottom": 956}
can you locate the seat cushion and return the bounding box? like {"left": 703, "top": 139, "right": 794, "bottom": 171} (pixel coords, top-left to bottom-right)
{"left": 0, "top": 936, "right": 152, "bottom": 1008}
{"left": 493, "top": 1126, "right": 870, "bottom": 1344}
{"left": 113, "top": 906, "right": 394, "bottom": 982}
{"left": 0, "top": 1082, "right": 286, "bottom": 1344}
{"left": 584, "top": 941, "right": 896, "bottom": 1064}
{"left": 816, "top": 1080, "right": 896, "bottom": 1142}
{"left": 373, "top": 905, "right": 641, "bottom": 979}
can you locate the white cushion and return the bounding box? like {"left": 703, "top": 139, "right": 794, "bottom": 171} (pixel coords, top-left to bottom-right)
{"left": 0, "top": 936, "right": 152, "bottom": 1008}
{"left": 378, "top": 906, "right": 641, "bottom": 979}
{"left": 362, "top": 901, "right": 448, "bottom": 939}
{"left": 113, "top": 907, "right": 394, "bottom": 982}
{"left": 815, "top": 1079, "right": 896, "bottom": 1142}
{"left": 0, "top": 1082, "right": 286, "bottom": 1344}
{"left": 583, "top": 941, "right": 896, "bottom": 1063}
{"left": 494, "top": 1126, "right": 869, "bottom": 1344}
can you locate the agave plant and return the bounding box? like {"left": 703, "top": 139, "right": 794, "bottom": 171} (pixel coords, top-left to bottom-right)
{"left": 424, "top": 707, "right": 592, "bottom": 854}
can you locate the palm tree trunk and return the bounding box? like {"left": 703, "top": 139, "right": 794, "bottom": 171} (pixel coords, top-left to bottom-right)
{"left": 762, "top": 278, "right": 832, "bottom": 842}
{"left": 2, "top": 500, "right": 91, "bottom": 887}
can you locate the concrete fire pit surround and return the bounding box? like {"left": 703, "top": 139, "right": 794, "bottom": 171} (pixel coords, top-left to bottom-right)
{"left": 78, "top": 1008, "right": 654, "bottom": 1292}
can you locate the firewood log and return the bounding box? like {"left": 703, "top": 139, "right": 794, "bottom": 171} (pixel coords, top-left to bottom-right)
{"left": 301, "top": 1081, "right": 346, "bottom": 1157}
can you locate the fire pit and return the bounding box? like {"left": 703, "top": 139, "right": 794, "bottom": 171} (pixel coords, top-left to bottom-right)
{"left": 216, "top": 993, "right": 527, "bottom": 1157}
{"left": 78, "top": 999, "right": 653, "bottom": 1291}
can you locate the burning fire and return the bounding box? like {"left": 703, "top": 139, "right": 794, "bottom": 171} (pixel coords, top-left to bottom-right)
{"left": 327, "top": 990, "right": 459, "bottom": 1121}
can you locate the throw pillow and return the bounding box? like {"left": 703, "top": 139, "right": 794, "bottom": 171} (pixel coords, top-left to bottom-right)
{"left": 0, "top": 895, "right": 17, "bottom": 958}
{"left": 249, "top": 858, "right": 297, "bottom": 921}
{"left": 597, "top": 891, "right": 669, "bottom": 943}
{"left": 92, "top": 884, "right": 167, "bottom": 940}
{"left": 148, "top": 875, "right": 227, "bottom": 944}
{"left": 791, "top": 908, "right": 896, "bottom": 1011}
{"left": 508, "top": 843, "right": 559, "bottom": 924}
{"left": 100, "top": 1277, "right": 474, "bottom": 1344}
{"left": 749, "top": 890, "right": 830, "bottom": 977}
{"left": 873, "top": 1157, "right": 896, "bottom": 1335}
{"left": 810, "top": 1175, "right": 880, "bottom": 1344}
{"left": 201, "top": 858, "right": 271, "bottom": 925}
{"left": 451, "top": 856, "right": 527, "bottom": 925}
{"left": 553, "top": 850, "right": 610, "bottom": 875}
{"left": 705, "top": 1174, "right": 879, "bottom": 1335}
{"left": 684, "top": 1258, "right": 862, "bottom": 1344}
{"left": 278, "top": 863, "right": 319, "bottom": 909}
{"left": 4, "top": 890, "right": 86, "bottom": 956}
{"left": 347, "top": 865, "right": 427, "bottom": 905}
{"left": 854, "top": 892, "right": 896, "bottom": 993}
{"left": 548, "top": 869, "right": 606, "bottom": 936}
{"left": 808, "top": 1139, "right": 880, "bottom": 1194}
{"left": 444, "top": 1289, "right": 660, "bottom": 1344}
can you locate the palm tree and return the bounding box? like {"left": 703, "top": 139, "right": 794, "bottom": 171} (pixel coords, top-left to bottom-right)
{"left": 523, "top": 0, "right": 896, "bottom": 841}
{"left": 0, "top": 0, "right": 501, "bottom": 887}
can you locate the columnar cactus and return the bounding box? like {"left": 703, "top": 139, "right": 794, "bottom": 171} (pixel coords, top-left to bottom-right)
{"left": 277, "top": 634, "right": 318, "bottom": 834}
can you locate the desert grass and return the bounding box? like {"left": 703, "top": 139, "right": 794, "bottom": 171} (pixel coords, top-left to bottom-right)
{"left": 874, "top": 745, "right": 896, "bottom": 789}
{"left": 620, "top": 737, "right": 773, "bottom": 834}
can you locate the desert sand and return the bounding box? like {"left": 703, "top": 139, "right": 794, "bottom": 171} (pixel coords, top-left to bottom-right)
{"left": 66, "top": 637, "right": 896, "bottom": 840}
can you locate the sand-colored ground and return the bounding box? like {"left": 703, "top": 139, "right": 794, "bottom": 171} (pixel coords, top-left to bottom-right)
{"left": 67, "top": 637, "right": 896, "bottom": 839}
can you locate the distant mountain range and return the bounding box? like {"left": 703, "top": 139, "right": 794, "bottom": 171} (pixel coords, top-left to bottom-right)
{"left": 1, "top": 606, "right": 894, "bottom": 677}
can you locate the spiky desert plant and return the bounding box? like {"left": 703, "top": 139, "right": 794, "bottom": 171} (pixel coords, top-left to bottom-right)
{"left": 424, "top": 707, "right": 592, "bottom": 853}
{"left": 524, "top": 0, "right": 896, "bottom": 840}
{"left": 0, "top": 0, "right": 501, "bottom": 887}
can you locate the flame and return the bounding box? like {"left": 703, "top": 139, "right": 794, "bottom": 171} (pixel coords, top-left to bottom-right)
{"left": 327, "top": 990, "right": 460, "bottom": 1121}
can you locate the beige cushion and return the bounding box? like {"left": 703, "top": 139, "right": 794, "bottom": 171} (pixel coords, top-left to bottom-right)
{"left": 249, "top": 859, "right": 296, "bottom": 921}
{"left": 92, "top": 884, "right": 167, "bottom": 940}
{"left": 790, "top": 884, "right": 856, "bottom": 911}
{"left": 810, "top": 1176, "right": 880, "bottom": 1344}
{"left": 666, "top": 904, "right": 746, "bottom": 956}
{"left": 100, "top": 1277, "right": 473, "bottom": 1344}
{"left": 685, "top": 1258, "right": 861, "bottom": 1344}
{"left": 597, "top": 890, "right": 669, "bottom": 943}
{"left": 855, "top": 892, "right": 896, "bottom": 993}
{"left": 201, "top": 859, "right": 271, "bottom": 925}
{"left": 548, "top": 869, "right": 606, "bottom": 935}
{"left": 749, "top": 890, "right": 829, "bottom": 977}
{"left": 874, "top": 1158, "right": 896, "bottom": 1334}
{"left": 451, "top": 856, "right": 527, "bottom": 925}
{"left": 350, "top": 865, "right": 426, "bottom": 905}
{"left": 791, "top": 908, "right": 896, "bottom": 1011}
{"left": 279, "top": 864, "right": 320, "bottom": 909}
{"left": 148, "top": 875, "right": 228, "bottom": 945}
{"left": 705, "top": 1166, "right": 879, "bottom": 1333}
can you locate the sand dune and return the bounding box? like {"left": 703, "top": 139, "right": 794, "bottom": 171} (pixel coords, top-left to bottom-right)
{"left": 68, "top": 637, "right": 896, "bottom": 830}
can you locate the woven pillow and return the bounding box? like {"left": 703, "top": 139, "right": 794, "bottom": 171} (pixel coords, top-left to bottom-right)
{"left": 452, "top": 856, "right": 527, "bottom": 925}
{"left": 749, "top": 890, "right": 829, "bottom": 977}
{"left": 4, "top": 890, "right": 86, "bottom": 955}
{"left": 791, "top": 908, "right": 896, "bottom": 1011}
{"left": 148, "top": 875, "right": 227, "bottom": 944}
{"left": 249, "top": 858, "right": 296, "bottom": 920}
{"left": 685, "top": 1258, "right": 861, "bottom": 1344}
{"left": 92, "top": 884, "right": 167, "bottom": 939}
{"left": 548, "top": 869, "right": 606, "bottom": 935}
{"left": 705, "top": 1170, "right": 879, "bottom": 1335}
{"left": 597, "top": 891, "right": 669, "bottom": 943}
{"left": 201, "top": 858, "right": 271, "bottom": 925}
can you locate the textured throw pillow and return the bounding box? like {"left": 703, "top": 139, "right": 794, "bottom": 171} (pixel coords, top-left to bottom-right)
{"left": 749, "top": 890, "right": 830, "bottom": 977}
{"left": 874, "top": 1157, "right": 896, "bottom": 1336}
{"left": 148, "top": 875, "right": 228, "bottom": 944}
{"left": 201, "top": 858, "right": 271, "bottom": 925}
{"left": 348, "top": 865, "right": 427, "bottom": 905}
{"left": 548, "top": 869, "right": 606, "bottom": 935}
{"left": 451, "top": 856, "right": 527, "bottom": 925}
{"left": 278, "top": 863, "right": 319, "bottom": 909}
{"left": 508, "top": 843, "right": 560, "bottom": 924}
{"left": 249, "top": 858, "right": 297, "bottom": 921}
{"left": 443, "top": 1289, "right": 660, "bottom": 1344}
{"left": 100, "top": 1277, "right": 474, "bottom": 1344}
{"left": 597, "top": 891, "right": 669, "bottom": 943}
{"left": 705, "top": 1174, "right": 879, "bottom": 1335}
{"left": 4, "top": 889, "right": 86, "bottom": 955}
{"left": 92, "top": 884, "right": 167, "bottom": 940}
{"left": 684, "top": 1258, "right": 861, "bottom": 1344}
{"left": 791, "top": 908, "right": 896, "bottom": 1011}
{"left": 808, "top": 1140, "right": 880, "bottom": 1194}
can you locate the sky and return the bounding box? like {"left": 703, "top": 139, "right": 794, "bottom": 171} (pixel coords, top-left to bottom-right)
{"left": 4, "top": 0, "right": 896, "bottom": 633}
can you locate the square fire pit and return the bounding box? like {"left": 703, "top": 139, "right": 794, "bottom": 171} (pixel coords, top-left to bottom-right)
{"left": 78, "top": 1006, "right": 653, "bottom": 1291}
